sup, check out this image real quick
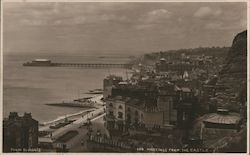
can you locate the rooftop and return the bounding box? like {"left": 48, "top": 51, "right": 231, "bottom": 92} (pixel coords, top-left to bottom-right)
{"left": 118, "top": 81, "right": 129, "bottom": 85}
{"left": 203, "top": 112, "right": 240, "bottom": 125}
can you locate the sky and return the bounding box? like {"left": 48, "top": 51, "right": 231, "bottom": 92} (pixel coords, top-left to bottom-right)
{"left": 3, "top": 2, "right": 248, "bottom": 55}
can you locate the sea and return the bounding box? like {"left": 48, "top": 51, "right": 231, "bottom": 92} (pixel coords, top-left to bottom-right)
{"left": 3, "top": 51, "right": 135, "bottom": 122}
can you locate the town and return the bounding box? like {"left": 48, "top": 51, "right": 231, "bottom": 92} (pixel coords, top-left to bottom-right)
{"left": 3, "top": 30, "right": 247, "bottom": 153}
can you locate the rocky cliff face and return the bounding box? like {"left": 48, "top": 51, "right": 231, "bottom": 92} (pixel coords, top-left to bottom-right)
{"left": 198, "top": 30, "right": 248, "bottom": 153}
{"left": 220, "top": 30, "right": 247, "bottom": 76}
{"left": 216, "top": 30, "right": 247, "bottom": 110}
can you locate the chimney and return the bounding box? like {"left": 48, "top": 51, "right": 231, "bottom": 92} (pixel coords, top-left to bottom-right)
{"left": 9, "top": 112, "right": 19, "bottom": 120}
{"left": 23, "top": 112, "right": 32, "bottom": 119}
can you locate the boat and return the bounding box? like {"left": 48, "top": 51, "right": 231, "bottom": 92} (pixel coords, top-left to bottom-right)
{"left": 73, "top": 97, "right": 92, "bottom": 102}
{"left": 85, "top": 89, "right": 103, "bottom": 94}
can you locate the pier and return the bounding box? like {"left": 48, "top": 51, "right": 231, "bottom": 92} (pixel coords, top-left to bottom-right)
{"left": 23, "top": 60, "right": 133, "bottom": 69}
{"left": 52, "top": 63, "right": 132, "bottom": 69}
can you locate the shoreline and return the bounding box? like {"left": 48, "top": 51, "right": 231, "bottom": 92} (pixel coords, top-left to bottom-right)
{"left": 39, "top": 108, "right": 95, "bottom": 127}
{"left": 39, "top": 95, "right": 104, "bottom": 127}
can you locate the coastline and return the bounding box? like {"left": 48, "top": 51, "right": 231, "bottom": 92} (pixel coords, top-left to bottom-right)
{"left": 39, "top": 109, "right": 95, "bottom": 126}
{"left": 3, "top": 53, "right": 130, "bottom": 123}
{"left": 38, "top": 94, "right": 106, "bottom": 150}
{"left": 39, "top": 95, "right": 104, "bottom": 128}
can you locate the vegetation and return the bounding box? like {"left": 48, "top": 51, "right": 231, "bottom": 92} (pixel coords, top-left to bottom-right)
{"left": 144, "top": 47, "right": 229, "bottom": 61}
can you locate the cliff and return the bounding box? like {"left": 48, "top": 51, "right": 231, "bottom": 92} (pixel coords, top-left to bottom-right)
{"left": 220, "top": 30, "right": 247, "bottom": 76}
{"left": 216, "top": 30, "right": 247, "bottom": 111}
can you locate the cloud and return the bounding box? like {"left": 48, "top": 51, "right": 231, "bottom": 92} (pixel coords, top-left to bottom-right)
{"left": 4, "top": 3, "right": 132, "bottom": 27}
{"left": 142, "top": 9, "right": 172, "bottom": 23}
{"left": 135, "top": 9, "right": 172, "bottom": 30}
{"left": 194, "top": 6, "right": 222, "bottom": 18}
{"left": 4, "top": 2, "right": 247, "bottom": 53}
{"left": 51, "top": 14, "right": 129, "bottom": 26}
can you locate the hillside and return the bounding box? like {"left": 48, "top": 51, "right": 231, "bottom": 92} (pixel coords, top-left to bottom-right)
{"left": 220, "top": 30, "right": 247, "bottom": 76}
{"left": 144, "top": 47, "right": 229, "bottom": 60}
{"left": 216, "top": 30, "right": 247, "bottom": 111}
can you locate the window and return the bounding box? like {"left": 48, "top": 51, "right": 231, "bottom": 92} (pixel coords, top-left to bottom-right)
{"left": 118, "top": 112, "right": 123, "bottom": 119}
{"left": 141, "top": 113, "right": 144, "bottom": 119}
{"left": 127, "top": 107, "right": 131, "bottom": 112}
{"left": 127, "top": 114, "right": 131, "bottom": 120}
{"left": 183, "top": 112, "right": 186, "bottom": 120}
{"left": 173, "top": 102, "right": 177, "bottom": 109}
{"left": 170, "top": 121, "right": 176, "bottom": 125}
{"left": 135, "top": 110, "right": 139, "bottom": 116}
{"left": 134, "top": 117, "right": 139, "bottom": 123}
{"left": 153, "top": 124, "right": 160, "bottom": 129}
{"left": 109, "top": 103, "right": 113, "bottom": 107}
{"left": 126, "top": 114, "right": 131, "bottom": 123}
{"left": 118, "top": 105, "right": 123, "bottom": 109}
{"left": 109, "top": 111, "right": 114, "bottom": 116}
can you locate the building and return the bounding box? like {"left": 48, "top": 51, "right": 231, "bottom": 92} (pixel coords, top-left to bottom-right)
{"left": 155, "top": 58, "right": 195, "bottom": 74}
{"left": 104, "top": 77, "right": 198, "bottom": 133}
{"left": 176, "top": 87, "right": 198, "bottom": 129}
{"left": 202, "top": 109, "right": 241, "bottom": 130}
{"left": 155, "top": 56, "right": 212, "bottom": 77}
{"left": 3, "top": 112, "right": 39, "bottom": 152}
{"left": 103, "top": 75, "right": 123, "bottom": 100}
{"left": 197, "top": 109, "right": 242, "bottom": 150}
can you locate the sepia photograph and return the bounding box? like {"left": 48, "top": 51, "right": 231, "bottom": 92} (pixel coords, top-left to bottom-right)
{"left": 1, "top": 0, "right": 248, "bottom": 153}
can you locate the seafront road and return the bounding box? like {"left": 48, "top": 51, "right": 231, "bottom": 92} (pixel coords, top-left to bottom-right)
{"left": 69, "top": 113, "right": 109, "bottom": 152}
{"left": 39, "top": 95, "right": 108, "bottom": 151}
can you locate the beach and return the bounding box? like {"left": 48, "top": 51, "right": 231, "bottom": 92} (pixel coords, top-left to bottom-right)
{"left": 38, "top": 94, "right": 107, "bottom": 151}
{"left": 39, "top": 94, "right": 104, "bottom": 129}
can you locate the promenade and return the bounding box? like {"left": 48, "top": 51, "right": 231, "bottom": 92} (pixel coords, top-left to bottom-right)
{"left": 39, "top": 95, "right": 108, "bottom": 151}
{"left": 39, "top": 108, "right": 95, "bottom": 132}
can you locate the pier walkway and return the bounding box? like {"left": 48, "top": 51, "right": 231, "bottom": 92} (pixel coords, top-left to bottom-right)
{"left": 53, "top": 63, "right": 132, "bottom": 69}
{"left": 26, "top": 62, "right": 133, "bottom": 69}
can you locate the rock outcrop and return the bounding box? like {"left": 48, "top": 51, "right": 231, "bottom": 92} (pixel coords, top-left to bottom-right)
{"left": 215, "top": 30, "right": 247, "bottom": 111}
{"left": 220, "top": 30, "right": 247, "bottom": 76}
